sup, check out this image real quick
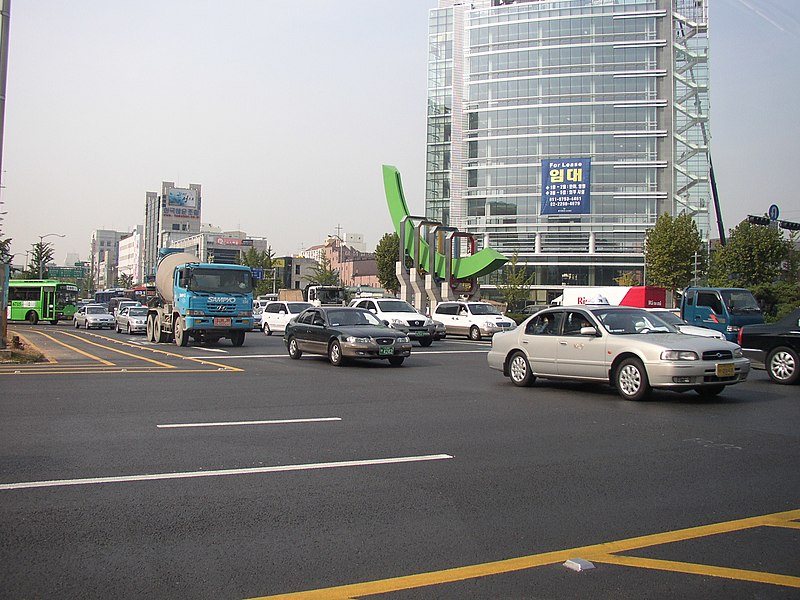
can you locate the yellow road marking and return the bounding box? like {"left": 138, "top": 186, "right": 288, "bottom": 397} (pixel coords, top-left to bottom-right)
{"left": 84, "top": 331, "right": 243, "bottom": 372}
{"left": 591, "top": 553, "right": 800, "bottom": 588}
{"left": 25, "top": 330, "right": 115, "bottom": 366}
{"left": 58, "top": 331, "right": 175, "bottom": 368}
{"left": 0, "top": 368, "right": 245, "bottom": 375}
{"left": 249, "top": 509, "right": 800, "bottom": 599}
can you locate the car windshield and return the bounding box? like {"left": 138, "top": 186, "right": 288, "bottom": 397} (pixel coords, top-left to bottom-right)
{"left": 594, "top": 309, "right": 678, "bottom": 335}
{"left": 469, "top": 303, "right": 501, "bottom": 315}
{"left": 327, "top": 309, "right": 383, "bottom": 327}
{"left": 128, "top": 307, "right": 148, "bottom": 317}
{"left": 189, "top": 268, "right": 253, "bottom": 294}
{"left": 721, "top": 290, "right": 761, "bottom": 315}
{"left": 86, "top": 306, "right": 108, "bottom": 315}
{"left": 377, "top": 300, "right": 416, "bottom": 313}
{"left": 287, "top": 302, "right": 312, "bottom": 314}
{"left": 651, "top": 311, "right": 684, "bottom": 326}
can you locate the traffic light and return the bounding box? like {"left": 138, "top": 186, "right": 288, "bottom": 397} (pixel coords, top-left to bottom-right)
{"left": 747, "top": 215, "right": 770, "bottom": 226}
{"left": 779, "top": 220, "right": 800, "bottom": 231}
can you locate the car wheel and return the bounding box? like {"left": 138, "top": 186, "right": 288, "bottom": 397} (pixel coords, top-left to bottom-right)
{"left": 116, "top": 322, "right": 121, "bottom": 333}
{"left": 695, "top": 384, "right": 725, "bottom": 398}
{"left": 263, "top": 323, "right": 272, "bottom": 336}
{"left": 287, "top": 336, "right": 302, "bottom": 359}
{"left": 74, "top": 319, "right": 79, "bottom": 329}
{"left": 469, "top": 325, "right": 482, "bottom": 341}
{"left": 328, "top": 340, "right": 344, "bottom": 366}
{"left": 766, "top": 346, "right": 799, "bottom": 384}
{"left": 388, "top": 356, "right": 404, "bottom": 367}
{"left": 615, "top": 357, "right": 651, "bottom": 401}
{"left": 508, "top": 351, "right": 535, "bottom": 387}
{"left": 418, "top": 338, "right": 433, "bottom": 347}
{"left": 127, "top": 324, "right": 133, "bottom": 335}
{"left": 174, "top": 318, "right": 189, "bottom": 347}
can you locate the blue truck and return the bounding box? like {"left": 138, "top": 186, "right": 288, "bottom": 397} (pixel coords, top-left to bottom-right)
{"left": 680, "top": 286, "right": 764, "bottom": 342}
{"left": 146, "top": 249, "right": 254, "bottom": 347}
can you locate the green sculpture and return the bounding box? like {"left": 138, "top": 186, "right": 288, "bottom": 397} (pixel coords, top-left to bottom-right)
{"left": 382, "top": 165, "right": 507, "bottom": 280}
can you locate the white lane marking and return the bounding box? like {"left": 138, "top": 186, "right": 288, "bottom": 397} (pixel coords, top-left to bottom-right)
{"left": 0, "top": 454, "right": 454, "bottom": 491}
{"left": 419, "top": 350, "right": 488, "bottom": 354}
{"left": 157, "top": 417, "right": 342, "bottom": 429}
{"left": 186, "top": 354, "right": 286, "bottom": 359}
{"left": 191, "top": 347, "right": 228, "bottom": 353}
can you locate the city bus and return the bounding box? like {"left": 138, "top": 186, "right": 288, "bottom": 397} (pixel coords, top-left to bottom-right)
{"left": 7, "top": 279, "right": 79, "bottom": 324}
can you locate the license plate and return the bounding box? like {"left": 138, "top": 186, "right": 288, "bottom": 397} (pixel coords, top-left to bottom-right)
{"left": 716, "top": 363, "right": 735, "bottom": 377}
{"left": 413, "top": 331, "right": 426, "bottom": 337}
{"left": 379, "top": 346, "right": 394, "bottom": 356}
{"left": 214, "top": 317, "right": 232, "bottom": 327}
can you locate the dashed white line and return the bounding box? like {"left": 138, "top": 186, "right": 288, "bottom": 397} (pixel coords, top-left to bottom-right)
{"left": 157, "top": 417, "right": 342, "bottom": 429}
{"left": 0, "top": 454, "right": 454, "bottom": 491}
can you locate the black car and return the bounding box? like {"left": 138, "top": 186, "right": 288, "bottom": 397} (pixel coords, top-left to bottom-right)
{"left": 738, "top": 308, "right": 800, "bottom": 384}
{"left": 284, "top": 307, "right": 413, "bottom": 367}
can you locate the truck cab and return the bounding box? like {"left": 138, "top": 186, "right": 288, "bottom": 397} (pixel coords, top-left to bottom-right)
{"left": 680, "top": 287, "right": 763, "bottom": 342}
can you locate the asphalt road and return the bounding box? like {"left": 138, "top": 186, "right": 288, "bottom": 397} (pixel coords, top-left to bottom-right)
{"left": 1, "top": 323, "right": 798, "bottom": 599}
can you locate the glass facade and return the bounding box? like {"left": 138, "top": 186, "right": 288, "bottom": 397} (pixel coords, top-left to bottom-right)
{"left": 426, "top": 0, "right": 712, "bottom": 288}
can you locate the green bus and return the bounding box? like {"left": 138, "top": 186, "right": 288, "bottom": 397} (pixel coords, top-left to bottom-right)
{"left": 7, "top": 279, "right": 79, "bottom": 324}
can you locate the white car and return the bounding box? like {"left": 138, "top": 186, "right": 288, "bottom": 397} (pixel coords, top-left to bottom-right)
{"left": 432, "top": 301, "right": 517, "bottom": 340}
{"left": 74, "top": 304, "right": 115, "bottom": 330}
{"left": 115, "top": 305, "right": 148, "bottom": 334}
{"left": 646, "top": 309, "right": 726, "bottom": 340}
{"left": 488, "top": 305, "right": 750, "bottom": 400}
{"left": 260, "top": 301, "right": 312, "bottom": 335}
{"left": 350, "top": 298, "right": 436, "bottom": 346}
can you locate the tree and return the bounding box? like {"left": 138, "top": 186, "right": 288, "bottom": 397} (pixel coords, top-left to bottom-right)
{"left": 308, "top": 254, "right": 339, "bottom": 286}
{"left": 29, "top": 242, "right": 55, "bottom": 279}
{"left": 0, "top": 237, "right": 11, "bottom": 264}
{"left": 375, "top": 233, "right": 401, "bottom": 294}
{"left": 614, "top": 270, "right": 641, "bottom": 286}
{"left": 708, "top": 221, "right": 797, "bottom": 319}
{"left": 239, "top": 246, "right": 276, "bottom": 298}
{"left": 644, "top": 212, "right": 705, "bottom": 295}
{"left": 116, "top": 273, "right": 134, "bottom": 289}
{"left": 498, "top": 252, "right": 535, "bottom": 312}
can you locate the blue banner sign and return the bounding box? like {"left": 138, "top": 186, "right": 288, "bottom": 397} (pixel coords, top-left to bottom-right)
{"left": 541, "top": 158, "right": 591, "bottom": 215}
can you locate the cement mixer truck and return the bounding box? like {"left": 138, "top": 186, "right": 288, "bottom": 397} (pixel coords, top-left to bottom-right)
{"left": 146, "top": 249, "right": 254, "bottom": 347}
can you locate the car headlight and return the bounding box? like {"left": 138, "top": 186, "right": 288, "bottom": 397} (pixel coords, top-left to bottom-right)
{"left": 390, "top": 318, "right": 406, "bottom": 327}
{"left": 424, "top": 318, "right": 434, "bottom": 326}
{"left": 733, "top": 347, "right": 743, "bottom": 358}
{"left": 345, "top": 336, "right": 371, "bottom": 343}
{"left": 660, "top": 350, "right": 699, "bottom": 361}
{"left": 238, "top": 311, "right": 252, "bottom": 317}
{"left": 187, "top": 309, "right": 205, "bottom": 316}
{"left": 396, "top": 336, "right": 410, "bottom": 343}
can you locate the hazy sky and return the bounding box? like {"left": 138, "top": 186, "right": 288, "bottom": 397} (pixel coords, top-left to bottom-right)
{"left": 2, "top": 0, "right": 799, "bottom": 264}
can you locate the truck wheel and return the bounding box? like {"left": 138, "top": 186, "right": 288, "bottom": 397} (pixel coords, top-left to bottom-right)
{"left": 287, "top": 336, "right": 302, "bottom": 359}
{"left": 174, "top": 318, "right": 189, "bottom": 347}
{"left": 615, "top": 357, "right": 651, "bottom": 401}
{"left": 469, "top": 325, "right": 481, "bottom": 341}
{"left": 154, "top": 314, "right": 168, "bottom": 343}
{"left": 146, "top": 314, "right": 156, "bottom": 342}
{"left": 766, "top": 346, "right": 799, "bottom": 384}
{"left": 230, "top": 330, "right": 245, "bottom": 347}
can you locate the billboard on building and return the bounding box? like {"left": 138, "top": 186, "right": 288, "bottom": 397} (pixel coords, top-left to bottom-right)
{"left": 167, "top": 188, "right": 197, "bottom": 209}
{"left": 541, "top": 158, "right": 591, "bottom": 215}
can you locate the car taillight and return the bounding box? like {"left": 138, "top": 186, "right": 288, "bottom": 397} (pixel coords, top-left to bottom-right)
{"left": 738, "top": 327, "right": 744, "bottom": 346}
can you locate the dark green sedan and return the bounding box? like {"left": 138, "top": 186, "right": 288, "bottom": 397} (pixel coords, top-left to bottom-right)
{"left": 284, "top": 307, "right": 412, "bottom": 367}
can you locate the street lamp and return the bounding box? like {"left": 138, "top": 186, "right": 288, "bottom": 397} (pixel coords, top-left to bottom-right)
{"left": 38, "top": 233, "right": 65, "bottom": 279}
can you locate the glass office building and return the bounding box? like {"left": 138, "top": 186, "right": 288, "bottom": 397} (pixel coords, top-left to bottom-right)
{"left": 426, "top": 0, "right": 713, "bottom": 293}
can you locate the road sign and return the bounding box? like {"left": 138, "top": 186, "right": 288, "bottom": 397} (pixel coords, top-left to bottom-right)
{"left": 768, "top": 204, "right": 780, "bottom": 221}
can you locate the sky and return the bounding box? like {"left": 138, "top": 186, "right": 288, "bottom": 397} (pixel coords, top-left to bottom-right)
{"left": 1, "top": 0, "right": 799, "bottom": 265}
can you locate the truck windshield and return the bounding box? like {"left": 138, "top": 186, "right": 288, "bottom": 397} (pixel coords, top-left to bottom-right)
{"left": 720, "top": 290, "right": 761, "bottom": 315}
{"left": 189, "top": 269, "right": 253, "bottom": 294}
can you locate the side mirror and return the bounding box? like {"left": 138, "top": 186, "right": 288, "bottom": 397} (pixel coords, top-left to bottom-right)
{"left": 382, "top": 320, "right": 390, "bottom": 327}
{"left": 580, "top": 326, "right": 598, "bottom": 336}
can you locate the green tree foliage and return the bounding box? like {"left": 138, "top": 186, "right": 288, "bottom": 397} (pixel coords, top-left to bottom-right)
{"left": 709, "top": 222, "right": 797, "bottom": 319}
{"left": 308, "top": 254, "right": 339, "bottom": 286}
{"left": 614, "top": 271, "right": 641, "bottom": 286}
{"left": 28, "top": 242, "right": 55, "bottom": 278}
{"left": 116, "top": 273, "right": 134, "bottom": 289}
{"left": 375, "top": 233, "right": 401, "bottom": 295}
{"left": 498, "top": 252, "right": 535, "bottom": 311}
{"left": 644, "top": 213, "right": 705, "bottom": 293}
{"left": 239, "top": 246, "right": 276, "bottom": 297}
{"left": 0, "top": 237, "right": 11, "bottom": 264}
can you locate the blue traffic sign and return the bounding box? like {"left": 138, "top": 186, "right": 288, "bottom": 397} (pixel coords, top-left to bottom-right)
{"left": 768, "top": 204, "right": 780, "bottom": 221}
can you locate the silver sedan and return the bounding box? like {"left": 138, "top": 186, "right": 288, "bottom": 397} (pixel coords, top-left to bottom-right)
{"left": 115, "top": 305, "right": 149, "bottom": 334}
{"left": 487, "top": 305, "right": 750, "bottom": 400}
